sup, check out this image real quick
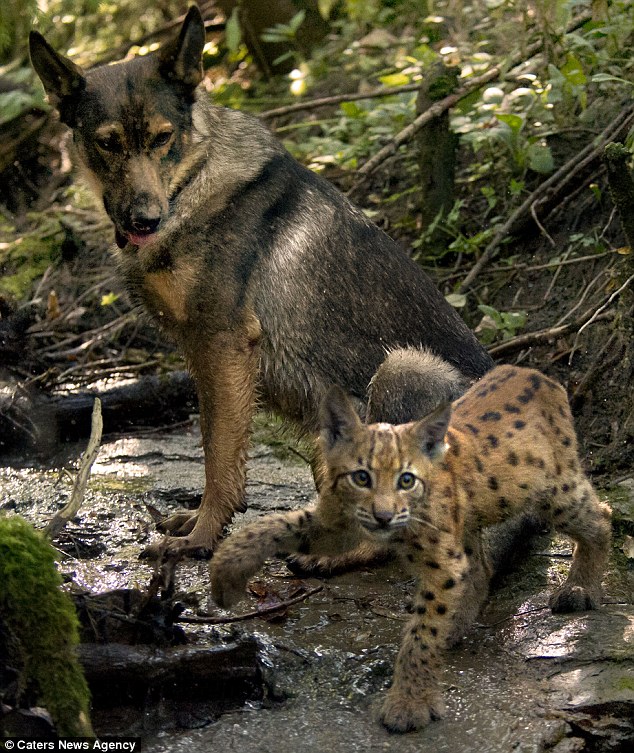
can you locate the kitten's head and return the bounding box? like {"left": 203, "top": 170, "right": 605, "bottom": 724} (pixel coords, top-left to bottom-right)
{"left": 319, "top": 386, "right": 451, "bottom": 536}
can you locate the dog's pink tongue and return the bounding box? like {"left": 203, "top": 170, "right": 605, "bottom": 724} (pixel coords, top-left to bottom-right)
{"left": 127, "top": 232, "right": 156, "bottom": 247}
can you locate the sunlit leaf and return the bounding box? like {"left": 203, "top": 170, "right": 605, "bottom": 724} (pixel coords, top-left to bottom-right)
{"left": 101, "top": 292, "right": 120, "bottom": 306}
{"left": 225, "top": 8, "right": 242, "bottom": 53}
{"left": 495, "top": 112, "right": 524, "bottom": 134}
{"left": 379, "top": 72, "right": 411, "bottom": 87}
{"left": 445, "top": 293, "right": 467, "bottom": 308}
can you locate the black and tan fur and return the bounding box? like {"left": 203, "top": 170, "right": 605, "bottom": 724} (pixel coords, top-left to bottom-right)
{"left": 29, "top": 7, "right": 492, "bottom": 557}
{"left": 211, "top": 365, "right": 612, "bottom": 732}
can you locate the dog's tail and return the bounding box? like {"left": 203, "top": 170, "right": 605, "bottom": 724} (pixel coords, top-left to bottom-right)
{"left": 366, "top": 346, "right": 469, "bottom": 424}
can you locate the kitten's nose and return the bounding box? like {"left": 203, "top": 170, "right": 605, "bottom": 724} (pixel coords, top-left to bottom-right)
{"left": 372, "top": 505, "right": 394, "bottom": 525}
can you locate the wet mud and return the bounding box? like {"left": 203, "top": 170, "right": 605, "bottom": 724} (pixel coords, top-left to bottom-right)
{"left": 1, "top": 423, "right": 632, "bottom": 751}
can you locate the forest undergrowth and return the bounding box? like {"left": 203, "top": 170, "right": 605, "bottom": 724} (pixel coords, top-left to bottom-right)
{"left": 0, "top": 0, "right": 633, "bottom": 473}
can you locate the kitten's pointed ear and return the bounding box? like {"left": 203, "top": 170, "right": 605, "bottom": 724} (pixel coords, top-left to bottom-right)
{"left": 410, "top": 402, "right": 452, "bottom": 460}
{"left": 29, "top": 31, "right": 86, "bottom": 122}
{"left": 320, "top": 386, "right": 362, "bottom": 451}
{"left": 159, "top": 5, "right": 205, "bottom": 89}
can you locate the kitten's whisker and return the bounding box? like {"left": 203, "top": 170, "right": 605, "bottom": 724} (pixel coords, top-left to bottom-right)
{"left": 409, "top": 516, "right": 441, "bottom": 534}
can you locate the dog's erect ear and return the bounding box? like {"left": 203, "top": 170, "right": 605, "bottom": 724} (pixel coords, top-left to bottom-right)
{"left": 159, "top": 5, "right": 205, "bottom": 89}
{"left": 29, "top": 31, "right": 86, "bottom": 123}
{"left": 320, "top": 386, "right": 362, "bottom": 452}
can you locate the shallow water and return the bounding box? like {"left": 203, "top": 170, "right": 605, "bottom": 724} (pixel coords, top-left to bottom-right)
{"left": 1, "top": 424, "right": 633, "bottom": 751}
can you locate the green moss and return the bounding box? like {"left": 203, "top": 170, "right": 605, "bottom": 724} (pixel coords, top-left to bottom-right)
{"left": 616, "top": 676, "right": 634, "bottom": 691}
{"left": 0, "top": 215, "right": 62, "bottom": 301}
{"left": 0, "top": 516, "right": 93, "bottom": 736}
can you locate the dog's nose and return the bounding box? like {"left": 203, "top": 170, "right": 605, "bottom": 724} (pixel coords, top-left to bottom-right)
{"left": 131, "top": 213, "right": 161, "bottom": 234}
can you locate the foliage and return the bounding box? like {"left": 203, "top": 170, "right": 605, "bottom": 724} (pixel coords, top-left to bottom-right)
{"left": 0, "top": 516, "right": 93, "bottom": 736}
{"left": 476, "top": 305, "right": 528, "bottom": 344}
{"left": 0, "top": 215, "right": 62, "bottom": 301}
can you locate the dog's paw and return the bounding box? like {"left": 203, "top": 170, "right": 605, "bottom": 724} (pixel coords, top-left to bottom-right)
{"left": 140, "top": 534, "right": 213, "bottom": 562}
{"left": 156, "top": 510, "right": 198, "bottom": 536}
{"left": 550, "top": 584, "right": 600, "bottom": 613}
{"left": 378, "top": 688, "right": 444, "bottom": 733}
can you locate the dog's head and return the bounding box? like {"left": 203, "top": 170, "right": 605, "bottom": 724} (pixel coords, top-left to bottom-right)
{"left": 29, "top": 6, "right": 205, "bottom": 249}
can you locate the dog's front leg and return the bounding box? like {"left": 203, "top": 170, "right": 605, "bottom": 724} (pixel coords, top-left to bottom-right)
{"left": 156, "top": 313, "right": 262, "bottom": 558}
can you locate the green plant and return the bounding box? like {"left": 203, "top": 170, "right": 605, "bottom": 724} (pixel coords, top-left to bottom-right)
{"left": 476, "top": 305, "right": 527, "bottom": 344}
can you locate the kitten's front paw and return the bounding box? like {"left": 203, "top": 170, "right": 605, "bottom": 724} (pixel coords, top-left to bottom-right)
{"left": 210, "top": 563, "right": 249, "bottom": 609}
{"left": 378, "top": 688, "right": 445, "bottom": 733}
{"left": 550, "top": 584, "right": 600, "bottom": 613}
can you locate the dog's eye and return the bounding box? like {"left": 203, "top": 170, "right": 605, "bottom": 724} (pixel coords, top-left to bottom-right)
{"left": 350, "top": 470, "right": 372, "bottom": 489}
{"left": 397, "top": 472, "right": 417, "bottom": 490}
{"left": 151, "top": 130, "right": 173, "bottom": 149}
{"left": 96, "top": 135, "right": 120, "bottom": 152}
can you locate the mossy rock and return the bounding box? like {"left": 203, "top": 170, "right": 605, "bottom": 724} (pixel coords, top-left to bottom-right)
{"left": 0, "top": 516, "right": 93, "bottom": 736}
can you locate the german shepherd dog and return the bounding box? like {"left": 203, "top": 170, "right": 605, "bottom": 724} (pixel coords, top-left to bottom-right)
{"left": 29, "top": 6, "right": 492, "bottom": 558}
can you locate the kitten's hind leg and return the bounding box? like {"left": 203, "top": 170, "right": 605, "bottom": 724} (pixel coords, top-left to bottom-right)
{"left": 549, "top": 480, "right": 611, "bottom": 613}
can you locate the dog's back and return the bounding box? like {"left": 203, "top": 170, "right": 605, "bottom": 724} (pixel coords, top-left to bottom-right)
{"left": 30, "top": 7, "right": 493, "bottom": 555}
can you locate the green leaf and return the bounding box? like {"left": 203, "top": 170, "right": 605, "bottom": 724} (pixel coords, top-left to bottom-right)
{"left": 527, "top": 142, "right": 554, "bottom": 174}
{"left": 378, "top": 72, "right": 411, "bottom": 87}
{"left": 0, "top": 90, "right": 43, "bottom": 126}
{"left": 561, "top": 54, "right": 587, "bottom": 87}
{"left": 225, "top": 8, "right": 242, "bottom": 53}
{"left": 445, "top": 293, "right": 467, "bottom": 308}
{"left": 318, "top": 0, "right": 337, "bottom": 19}
{"left": 494, "top": 112, "right": 524, "bottom": 134}
{"left": 592, "top": 73, "right": 634, "bottom": 87}
{"left": 100, "top": 292, "right": 120, "bottom": 307}
{"left": 288, "top": 10, "right": 306, "bottom": 33}
{"left": 339, "top": 101, "right": 366, "bottom": 118}
{"left": 478, "top": 304, "right": 503, "bottom": 326}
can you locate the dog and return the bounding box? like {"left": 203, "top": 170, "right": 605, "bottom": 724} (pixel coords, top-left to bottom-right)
{"left": 29, "top": 5, "right": 492, "bottom": 558}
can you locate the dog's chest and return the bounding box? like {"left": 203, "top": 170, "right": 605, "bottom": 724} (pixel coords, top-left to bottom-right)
{"left": 122, "top": 249, "right": 202, "bottom": 332}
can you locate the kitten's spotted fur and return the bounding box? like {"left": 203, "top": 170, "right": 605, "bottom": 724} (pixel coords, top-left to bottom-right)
{"left": 211, "top": 365, "right": 612, "bottom": 732}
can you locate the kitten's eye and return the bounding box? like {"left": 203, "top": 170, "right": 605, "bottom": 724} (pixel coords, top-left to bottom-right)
{"left": 397, "top": 472, "right": 417, "bottom": 490}
{"left": 350, "top": 470, "right": 372, "bottom": 488}
{"left": 96, "top": 135, "right": 120, "bottom": 152}
{"left": 151, "top": 130, "right": 173, "bottom": 149}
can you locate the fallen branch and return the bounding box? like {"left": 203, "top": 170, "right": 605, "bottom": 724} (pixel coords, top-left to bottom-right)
{"left": 487, "top": 311, "right": 613, "bottom": 358}
{"left": 346, "top": 11, "right": 594, "bottom": 200}
{"left": 178, "top": 584, "right": 324, "bottom": 625}
{"left": 568, "top": 272, "right": 634, "bottom": 363}
{"left": 259, "top": 83, "right": 422, "bottom": 120}
{"left": 46, "top": 398, "right": 103, "bottom": 540}
{"left": 346, "top": 66, "right": 502, "bottom": 200}
{"left": 459, "top": 105, "right": 634, "bottom": 292}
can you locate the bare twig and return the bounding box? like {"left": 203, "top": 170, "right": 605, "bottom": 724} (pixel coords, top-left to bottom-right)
{"left": 46, "top": 398, "right": 103, "bottom": 539}
{"left": 178, "top": 584, "right": 324, "bottom": 625}
{"left": 346, "top": 66, "right": 502, "bottom": 200}
{"left": 259, "top": 83, "right": 423, "bottom": 120}
{"left": 487, "top": 311, "right": 613, "bottom": 358}
{"left": 459, "top": 106, "right": 634, "bottom": 292}
{"left": 568, "top": 272, "right": 634, "bottom": 364}
{"left": 572, "top": 331, "right": 620, "bottom": 400}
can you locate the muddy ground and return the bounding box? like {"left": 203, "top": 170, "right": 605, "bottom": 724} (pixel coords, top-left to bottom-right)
{"left": 1, "top": 422, "right": 633, "bottom": 752}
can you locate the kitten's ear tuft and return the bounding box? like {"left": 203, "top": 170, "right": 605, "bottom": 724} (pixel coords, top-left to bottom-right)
{"left": 410, "top": 402, "right": 451, "bottom": 460}
{"left": 320, "top": 386, "right": 362, "bottom": 451}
